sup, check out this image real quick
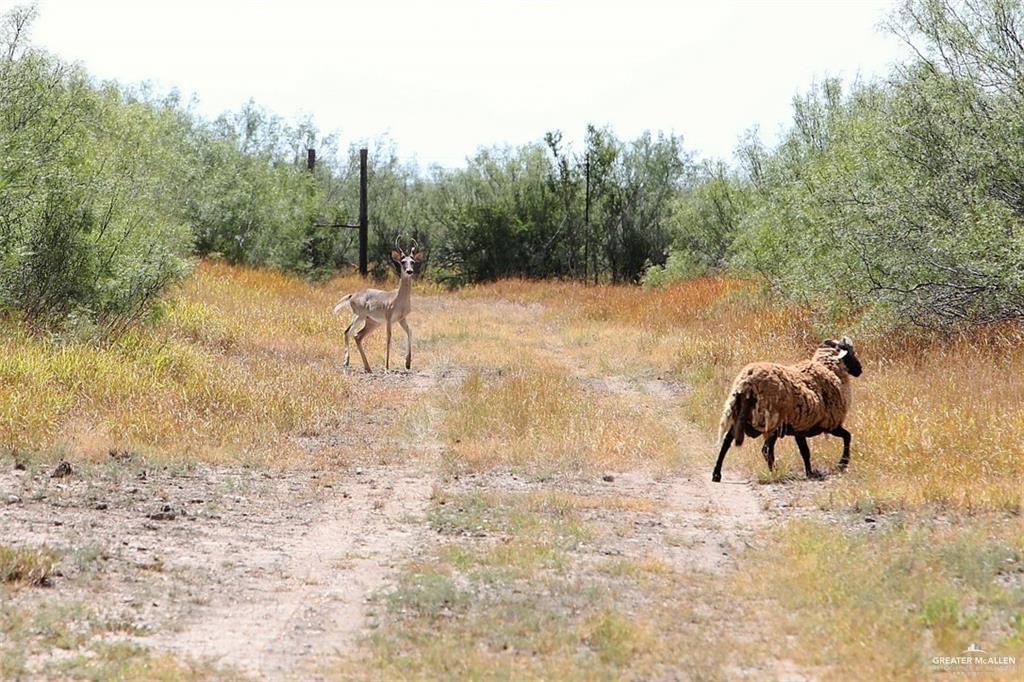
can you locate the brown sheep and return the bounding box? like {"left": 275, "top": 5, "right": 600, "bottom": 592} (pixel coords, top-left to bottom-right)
{"left": 711, "top": 337, "right": 863, "bottom": 482}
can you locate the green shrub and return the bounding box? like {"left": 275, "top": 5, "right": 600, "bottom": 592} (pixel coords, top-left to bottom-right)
{"left": 640, "top": 251, "right": 707, "bottom": 288}
{"left": 0, "top": 6, "right": 192, "bottom": 333}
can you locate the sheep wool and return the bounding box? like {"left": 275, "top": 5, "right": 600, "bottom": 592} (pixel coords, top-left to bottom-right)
{"left": 720, "top": 346, "right": 853, "bottom": 446}
{"left": 711, "top": 337, "right": 862, "bottom": 483}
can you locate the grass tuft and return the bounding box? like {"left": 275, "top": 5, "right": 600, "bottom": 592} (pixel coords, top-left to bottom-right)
{"left": 0, "top": 545, "right": 59, "bottom": 587}
{"left": 735, "top": 517, "right": 1024, "bottom": 679}
{"left": 442, "top": 367, "right": 678, "bottom": 475}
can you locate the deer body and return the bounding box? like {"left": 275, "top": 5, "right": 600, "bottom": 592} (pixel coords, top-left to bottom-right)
{"left": 334, "top": 243, "right": 421, "bottom": 373}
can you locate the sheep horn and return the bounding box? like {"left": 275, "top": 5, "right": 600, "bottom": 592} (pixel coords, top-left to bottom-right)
{"left": 835, "top": 348, "right": 848, "bottom": 360}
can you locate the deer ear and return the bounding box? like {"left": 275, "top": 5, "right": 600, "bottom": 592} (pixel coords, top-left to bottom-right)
{"left": 391, "top": 250, "right": 402, "bottom": 263}
{"left": 412, "top": 251, "right": 423, "bottom": 262}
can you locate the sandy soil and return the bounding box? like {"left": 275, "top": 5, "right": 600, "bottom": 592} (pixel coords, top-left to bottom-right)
{"left": 138, "top": 465, "right": 431, "bottom": 679}
{"left": 1, "top": 461, "right": 430, "bottom": 677}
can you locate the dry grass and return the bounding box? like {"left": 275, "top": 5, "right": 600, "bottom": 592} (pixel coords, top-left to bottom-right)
{"left": 735, "top": 516, "right": 1024, "bottom": 680}
{"left": 0, "top": 545, "right": 59, "bottom": 587}
{"left": 0, "top": 261, "right": 413, "bottom": 467}
{"left": 4, "top": 263, "right": 1016, "bottom": 501}
{"left": 0, "top": 600, "right": 234, "bottom": 681}
{"left": 433, "top": 277, "right": 1024, "bottom": 680}
{"left": 458, "top": 277, "right": 1024, "bottom": 511}
{"left": 342, "top": 488, "right": 729, "bottom": 681}
{"left": 5, "top": 262, "right": 1016, "bottom": 678}
{"left": 380, "top": 287, "right": 685, "bottom": 477}
{"left": 442, "top": 367, "right": 677, "bottom": 475}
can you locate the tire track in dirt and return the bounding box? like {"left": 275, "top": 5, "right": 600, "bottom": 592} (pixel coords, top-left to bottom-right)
{"left": 439, "top": 299, "right": 768, "bottom": 571}
{"left": 141, "top": 465, "right": 431, "bottom": 680}
{"left": 542, "top": 332, "right": 816, "bottom": 679}
{"left": 542, "top": 327, "right": 768, "bottom": 573}
{"left": 140, "top": 360, "right": 448, "bottom": 679}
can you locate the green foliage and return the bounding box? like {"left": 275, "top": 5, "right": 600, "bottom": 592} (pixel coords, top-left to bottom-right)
{"left": 0, "top": 6, "right": 357, "bottom": 327}
{"left": 383, "top": 568, "right": 471, "bottom": 620}
{"left": 184, "top": 103, "right": 351, "bottom": 277}
{"left": 644, "top": 0, "right": 1024, "bottom": 327}
{"left": 0, "top": 6, "right": 192, "bottom": 333}
{"left": 673, "top": 161, "right": 751, "bottom": 270}
{"left": 729, "top": 0, "right": 1024, "bottom": 328}
{"left": 428, "top": 127, "right": 690, "bottom": 284}
{"left": 5, "top": 0, "right": 1024, "bottom": 333}
{"left": 645, "top": 160, "right": 752, "bottom": 287}
{"left": 640, "top": 251, "right": 706, "bottom": 288}
{"left": 592, "top": 128, "right": 691, "bottom": 283}
{"left": 430, "top": 143, "right": 566, "bottom": 282}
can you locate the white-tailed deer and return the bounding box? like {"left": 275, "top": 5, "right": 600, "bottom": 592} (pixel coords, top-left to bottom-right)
{"left": 333, "top": 239, "right": 423, "bottom": 373}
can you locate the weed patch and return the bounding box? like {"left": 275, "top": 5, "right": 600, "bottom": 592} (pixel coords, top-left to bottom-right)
{"left": 0, "top": 545, "right": 59, "bottom": 587}
{"left": 735, "top": 516, "right": 1024, "bottom": 679}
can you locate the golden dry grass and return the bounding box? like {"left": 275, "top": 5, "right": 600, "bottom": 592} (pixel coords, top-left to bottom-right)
{"left": 0, "top": 261, "right": 408, "bottom": 466}
{"left": 458, "top": 277, "right": 1024, "bottom": 511}
{"left": 5, "top": 263, "right": 1020, "bottom": 679}
{"left": 0, "top": 545, "right": 59, "bottom": 587}
{"left": 4, "top": 263, "right": 1017, "bottom": 505}
{"left": 735, "top": 516, "right": 1024, "bottom": 680}
{"left": 441, "top": 366, "right": 678, "bottom": 475}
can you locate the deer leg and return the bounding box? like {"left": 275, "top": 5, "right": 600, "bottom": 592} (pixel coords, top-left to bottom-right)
{"left": 711, "top": 432, "right": 733, "bottom": 483}
{"left": 354, "top": 319, "right": 379, "bottom": 373}
{"left": 831, "top": 426, "right": 852, "bottom": 471}
{"left": 385, "top": 317, "right": 393, "bottom": 372}
{"left": 399, "top": 318, "right": 412, "bottom": 370}
{"left": 343, "top": 314, "right": 361, "bottom": 367}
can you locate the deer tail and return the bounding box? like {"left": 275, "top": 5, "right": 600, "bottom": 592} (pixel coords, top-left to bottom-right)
{"left": 332, "top": 294, "right": 353, "bottom": 314}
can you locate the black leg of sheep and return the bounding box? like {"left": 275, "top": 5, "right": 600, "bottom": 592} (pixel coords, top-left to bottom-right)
{"left": 711, "top": 432, "right": 733, "bottom": 482}
{"left": 795, "top": 436, "right": 823, "bottom": 479}
{"left": 761, "top": 434, "right": 777, "bottom": 471}
{"left": 831, "top": 426, "right": 852, "bottom": 471}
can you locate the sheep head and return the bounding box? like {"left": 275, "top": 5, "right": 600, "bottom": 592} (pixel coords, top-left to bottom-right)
{"left": 821, "top": 337, "right": 862, "bottom": 377}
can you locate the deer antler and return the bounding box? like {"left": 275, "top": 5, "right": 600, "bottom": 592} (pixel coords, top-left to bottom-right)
{"left": 410, "top": 238, "right": 420, "bottom": 253}
{"left": 394, "top": 235, "right": 404, "bottom": 255}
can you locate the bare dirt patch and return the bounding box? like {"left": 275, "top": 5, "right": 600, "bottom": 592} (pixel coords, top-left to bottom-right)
{"left": 0, "top": 459, "right": 433, "bottom": 680}
{"left": 140, "top": 464, "right": 431, "bottom": 679}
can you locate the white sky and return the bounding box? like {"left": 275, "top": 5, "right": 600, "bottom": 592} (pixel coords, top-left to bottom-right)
{"left": 19, "top": 0, "right": 908, "bottom": 168}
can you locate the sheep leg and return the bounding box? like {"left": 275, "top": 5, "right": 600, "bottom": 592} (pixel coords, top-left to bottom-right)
{"left": 832, "top": 426, "right": 852, "bottom": 471}
{"left": 796, "top": 436, "right": 822, "bottom": 479}
{"left": 711, "top": 433, "right": 733, "bottom": 483}
{"left": 761, "top": 433, "right": 777, "bottom": 471}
